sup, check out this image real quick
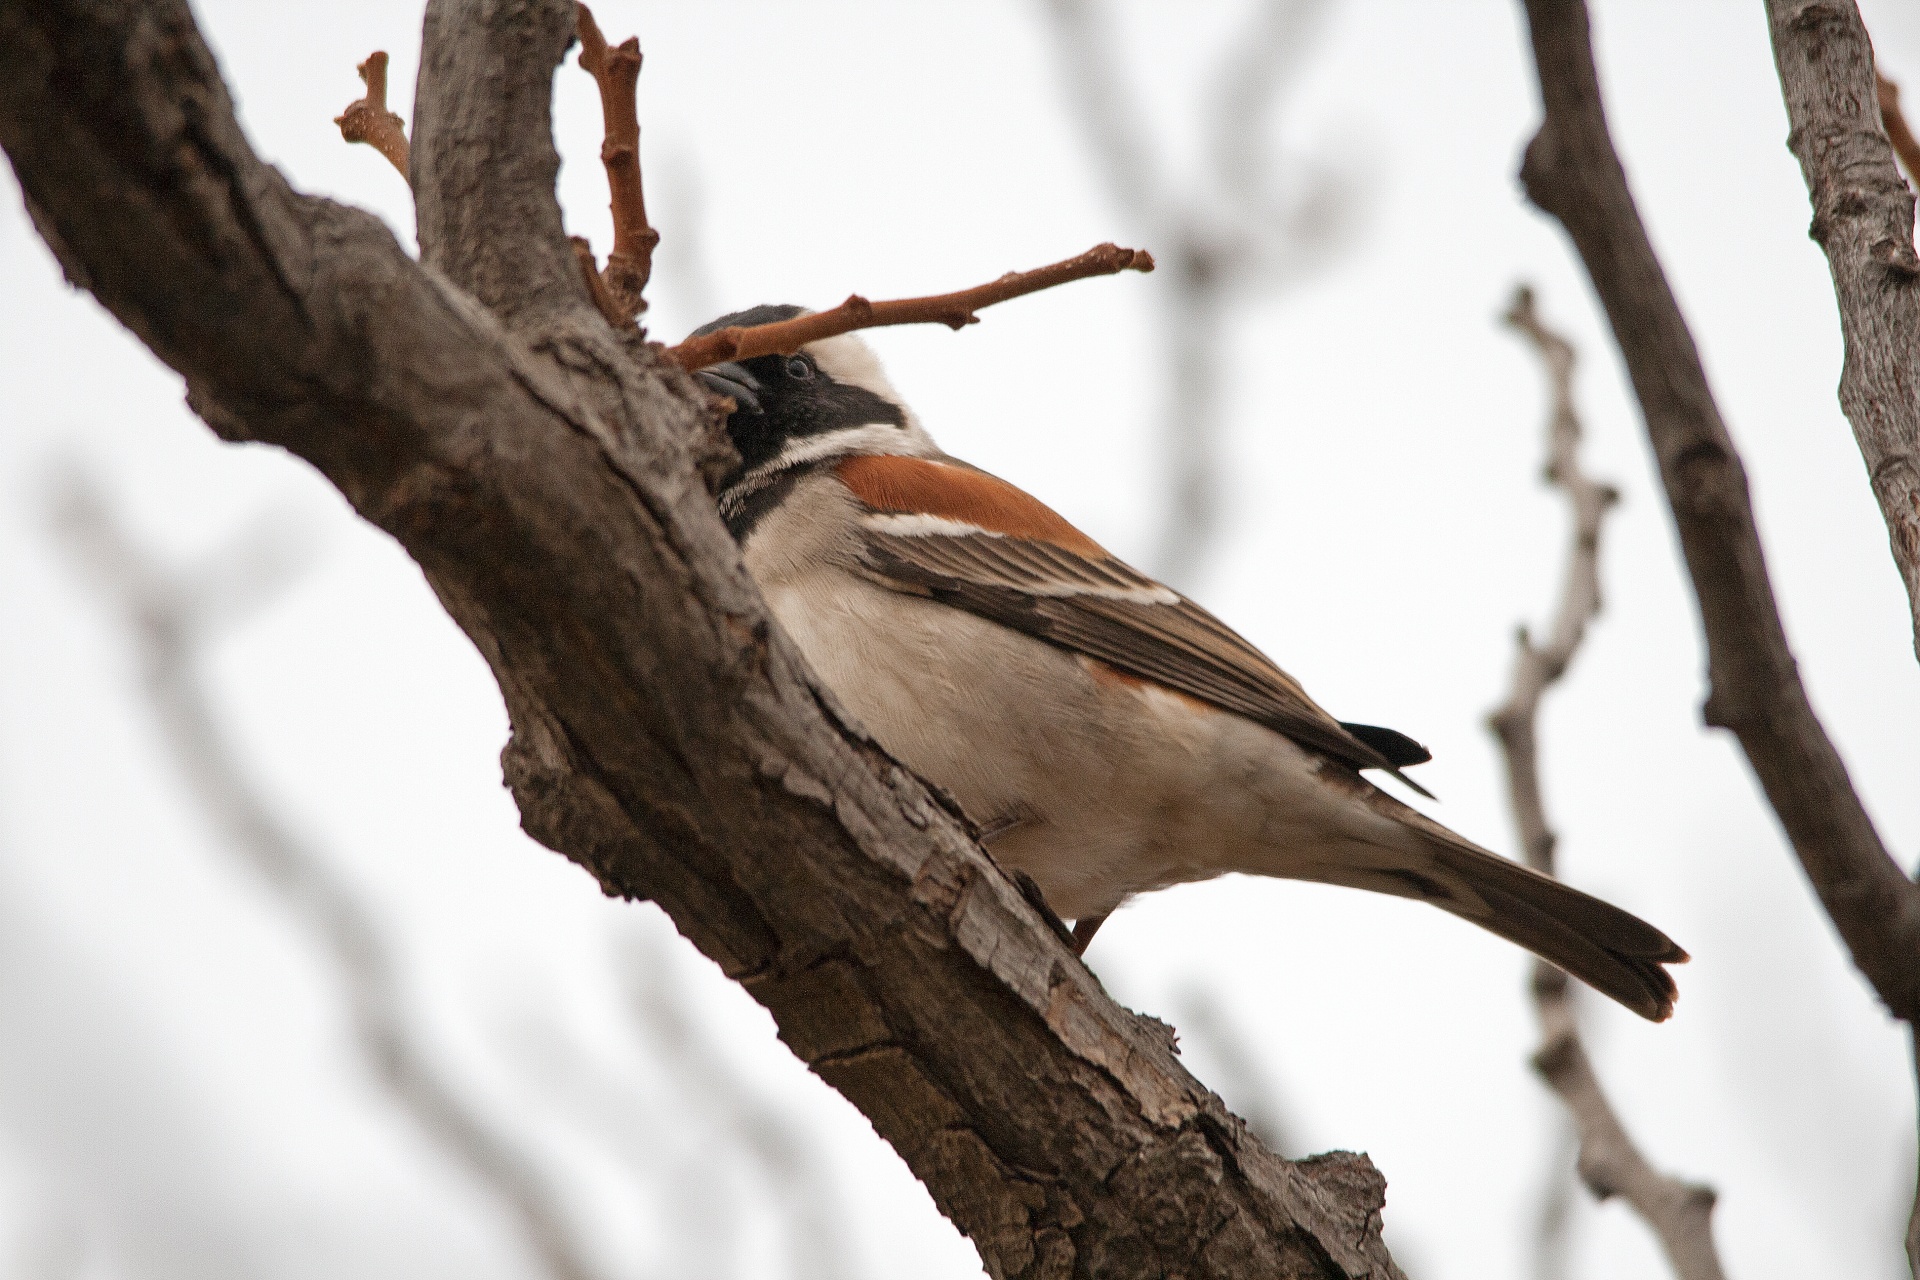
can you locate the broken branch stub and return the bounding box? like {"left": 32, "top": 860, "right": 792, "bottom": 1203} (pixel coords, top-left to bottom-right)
{"left": 334, "top": 51, "right": 410, "bottom": 181}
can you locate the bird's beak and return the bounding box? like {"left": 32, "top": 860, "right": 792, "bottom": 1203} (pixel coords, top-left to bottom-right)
{"left": 695, "top": 362, "right": 763, "bottom": 415}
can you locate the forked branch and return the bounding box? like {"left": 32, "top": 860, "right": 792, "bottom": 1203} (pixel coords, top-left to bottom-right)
{"left": 575, "top": 3, "right": 657, "bottom": 326}
{"left": 334, "top": 51, "right": 410, "bottom": 181}
{"left": 666, "top": 242, "right": 1155, "bottom": 370}
{"left": 1492, "top": 285, "right": 1726, "bottom": 1280}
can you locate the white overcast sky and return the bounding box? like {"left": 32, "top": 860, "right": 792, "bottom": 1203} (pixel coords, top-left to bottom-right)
{"left": 4, "top": 2, "right": 1920, "bottom": 1279}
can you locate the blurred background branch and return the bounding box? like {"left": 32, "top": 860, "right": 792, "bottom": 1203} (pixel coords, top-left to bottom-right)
{"left": 45, "top": 464, "right": 865, "bottom": 1280}
{"left": 1491, "top": 286, "right": 1725, "bottom": 1280}
{"left": 49, "top": 467, "right": 609, "bottom": 1280}
{"left": 1038, "top": 0, "right": 1361, "bottom": 587}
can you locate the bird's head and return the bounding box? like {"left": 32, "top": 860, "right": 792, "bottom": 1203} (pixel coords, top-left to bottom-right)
{"left": 690, "top": 306, "right": 938, "bottom": 510}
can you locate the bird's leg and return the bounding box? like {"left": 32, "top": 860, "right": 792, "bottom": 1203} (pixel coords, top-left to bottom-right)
{"left": 1010, "top": 869, "right": 1078, "bottom": 951}
{"left": 1070, "top": 913, "right": 1110, "bottom": 956}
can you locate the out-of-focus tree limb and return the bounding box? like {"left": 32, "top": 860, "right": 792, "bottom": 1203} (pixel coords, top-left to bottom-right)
{"left": 50, "top": 474, "right": 606, "bottom": 1280}
{"left": 616, "top": 929, "right": 857, "bottom": 1280}
{"left": 1517, "top": 2, "right": 1920, "bottom": 1270}
{"left": 1515, "top": 0, "right": 1920, "bottom": 1033}
{"left": 1038, "top": 0, "right": 1356, "bottom": 587}
{"left": 0, "top": 2, "right": 1403, "bottom": 1274}
{"left": 1492, "top": 286, "right": 1727, "bottom": 1280}
{"left": 1764, "top": 4, "right": 1920, "bottom": 665}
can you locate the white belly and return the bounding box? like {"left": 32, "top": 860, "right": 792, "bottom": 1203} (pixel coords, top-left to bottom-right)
{"left": 739, "top": 474, "right": 1418, "bottom": 921}
{"left": 764, "top": 565, "right": 1375, "bottom": 920}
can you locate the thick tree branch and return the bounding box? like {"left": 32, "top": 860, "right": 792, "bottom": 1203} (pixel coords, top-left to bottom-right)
{"left": 0, "top": 1, "right": 1400, "bottom": 1275}
{"left": 1493, "top": 286, "right": 1726, "bottom": 1280}
{"left": 665, "top": 243, "right": 1155, "bottom": 371}
{"left": 335, "top": 51, "right": 410, "bottom": 181}
{"left": 575, "top": 2, "right": 656, "bottom": 326}
{"left": 1515, "top": 0, "right": 1920, "bottom": 1026}
{"left": 1764, "top": 3, "right": 1920, "bottom": 664}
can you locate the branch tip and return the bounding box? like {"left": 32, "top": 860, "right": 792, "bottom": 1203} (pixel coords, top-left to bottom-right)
{"left": 335, "top": 50, "right": 410, "bottom": 182}
{"left": 667, "top": 242, "right": 1155, "bottom": 371}
{"left": 575, "top": 2, "right": 655, "bottom": 327}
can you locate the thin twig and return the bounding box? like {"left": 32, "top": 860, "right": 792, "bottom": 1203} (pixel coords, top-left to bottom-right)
{"left": 1490, "top": 285, "right": 1726, "bottom": 1280}
{"left": 617, "top": 930, "right": 858, "bottom": 1280}
{"left": 1879, "top": 72, "right": 1920, "bottom": 189}
{"left": 49, "top": 473, "right": 602, "bottom": 1280}
{"left": 334, "top": 51, "right": 410, "bottom": 181}
{"left": 575, "top": 3, "right": 657, "bottom": 326}
{"left": 665, "top": 242, "right": 1154, "bottom": 370}
{"left": 1039, "top": 0, "right": 1354, "bottom": 586}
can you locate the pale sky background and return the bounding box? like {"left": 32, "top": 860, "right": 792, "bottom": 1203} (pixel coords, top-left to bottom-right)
{"left": 4, "top": 2, "right": 1920, "bottom": 1279}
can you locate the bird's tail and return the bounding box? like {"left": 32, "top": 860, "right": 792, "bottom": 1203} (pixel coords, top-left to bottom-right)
{"left": 1313, "top": 782, "right": 1687, "bottom": 1021}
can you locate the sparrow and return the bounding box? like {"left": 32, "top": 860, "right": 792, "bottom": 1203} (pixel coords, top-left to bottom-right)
{"left": 692, "top": 305, "right": 1686, "bottom": 1021}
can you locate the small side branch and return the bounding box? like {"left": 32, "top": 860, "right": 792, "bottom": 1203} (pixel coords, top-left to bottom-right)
{"left": 574, "top": 3, "right": 657, "bottom": 326}
{"left": 1879, "top": 72, "right": 1920, "bottom": 188}
{"left": 1491, "top": 285, "right": 1727, "bottom": 1280}
{"left": 334, "top": 51, "right": 410, "bottom": 182}
{"left": 666, "top": 242, "right": 1154, "bottom": 370}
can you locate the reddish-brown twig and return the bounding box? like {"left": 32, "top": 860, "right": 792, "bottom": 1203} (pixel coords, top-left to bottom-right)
{"left": 1878, "top": 71, "right": 1920, "bottom": 188}
{"left": 576, "top": 3, "right": 658, "bottom": 326}
{"left": 666, "top": 242, "right": 1155, "bottom": 371}
{"left": 334, "top": 51, "right": 410, "bottom": 182}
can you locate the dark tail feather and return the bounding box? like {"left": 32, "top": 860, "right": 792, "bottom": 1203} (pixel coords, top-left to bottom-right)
{"left": 1419, "top": 839, "right": 1687, "bottom": 1021}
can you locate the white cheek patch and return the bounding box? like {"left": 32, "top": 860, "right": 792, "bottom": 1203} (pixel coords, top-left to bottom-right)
{"left": 770, "top": 424, "right": 920, "bottom": 473}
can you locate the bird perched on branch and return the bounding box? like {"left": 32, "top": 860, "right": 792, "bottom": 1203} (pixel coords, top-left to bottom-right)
{"left": 692, "top": 306, "right": 1687, "bottom": 1021}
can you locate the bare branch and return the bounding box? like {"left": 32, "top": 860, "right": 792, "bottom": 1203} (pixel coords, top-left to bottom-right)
{"left": 1492, "top": 285, "right": 1727, "bottom": 1280}
{"left": 1039, "top": 0, "right": 1358, "bottom": 586}
{"left": 1517, "top": 0, "right": 1920, "bottom": 1025}
{"left": 49, "top": 473, "right": 605, "bottom": 1280}
{"left": 1880, "top": 72, "right": 1920, "bottom": 192}
{"left": 617, "top": 930, "right": 858, "bottom": 1280}
{"left": 0, "top": 2, "right": 1401, "bottom": 1273}
{"left": 665, "top": 242, "right": 1155, "bottom": 370}
{"left": 575, "top": 3, "right": 657, "bottom": 326}
{"left": 334, "top": 51, "right": 410, "bottom": 181}
{"left": 1765, "top": 5, "right": 1920, "bottom": 663}
{"left": 1532, "top": 1121, "right": 1578, "bottom": 1280}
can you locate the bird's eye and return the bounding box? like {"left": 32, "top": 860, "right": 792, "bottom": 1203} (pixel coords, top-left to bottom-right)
{"left": 786, "top": 356, "right": 813, "bottom": 381}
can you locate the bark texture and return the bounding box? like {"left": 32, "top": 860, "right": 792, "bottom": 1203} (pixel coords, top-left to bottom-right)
{"left": 0, "top": 1, "right": 1404, "bottom": 1275}
{"left": 1765, "top": 0, "right": 1920, "bottom": 664}
{"left": 1515, "top": 0, "right": 1920, "bottom": 1027}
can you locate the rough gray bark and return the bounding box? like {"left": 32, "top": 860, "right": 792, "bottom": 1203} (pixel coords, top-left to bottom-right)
{"left": 1493, "top": 287, "right": 1727, "bottom": 1280}
{"left": 0, "top": 1, "right": 1403, "bottom": 1276}
{"left": 1514, "top": 0, "right": 1920, "bottom": 1029}
{"left": 1763, "top": 0, "right": 1920, "bottom": 665}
